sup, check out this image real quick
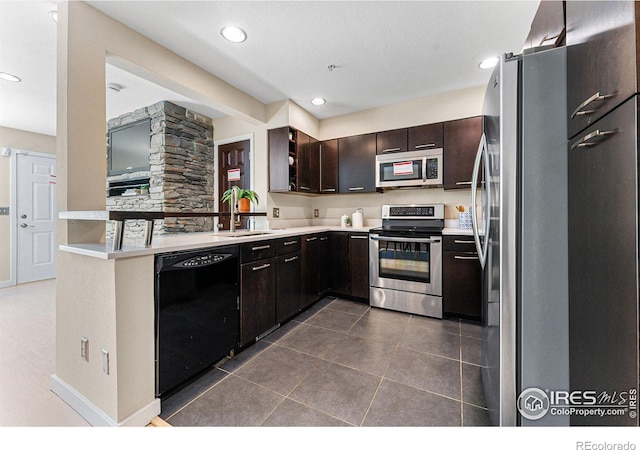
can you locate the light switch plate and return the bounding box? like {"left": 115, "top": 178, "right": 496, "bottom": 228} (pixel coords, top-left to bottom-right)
{"left": 0, "top": 207, "right": 8, "bottom": 215}
{"left": 314, "top": 209, "right": 319, "bottom": 218}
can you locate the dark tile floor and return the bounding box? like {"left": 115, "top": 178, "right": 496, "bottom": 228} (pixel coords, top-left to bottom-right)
{"left": 159, "top": 297, "right": 490, "bottom": 427}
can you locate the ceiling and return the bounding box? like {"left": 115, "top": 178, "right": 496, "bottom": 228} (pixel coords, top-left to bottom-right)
{"left": 0, "top": 0, "right": 540, "bottom": 137}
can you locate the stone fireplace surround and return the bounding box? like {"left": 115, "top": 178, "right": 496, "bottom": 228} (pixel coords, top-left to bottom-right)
{"left": 106, "top": 101, "right": 216, "bottom": 238}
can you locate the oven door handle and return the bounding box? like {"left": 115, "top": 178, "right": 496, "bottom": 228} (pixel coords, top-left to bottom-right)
{"left": 370, "top": 234, "right": 441, "bottom": 244}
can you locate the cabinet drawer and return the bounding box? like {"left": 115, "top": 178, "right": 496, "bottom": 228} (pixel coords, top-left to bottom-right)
{"left": 566, "top": 1, "right": 638, "bottom": 138}
{"left": 443, "top": 235, "right": 477, "bottom": 253}
{"left": 241, "top": 240, "right": 276, "bottom": 263}
{"left": 276, "top": 236, "right": 301, "bottom": 255}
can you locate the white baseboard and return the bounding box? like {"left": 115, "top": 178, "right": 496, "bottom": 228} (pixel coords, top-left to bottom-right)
{"left": 50, "top": 374, "right": 161, "bottom": 427}
{"left": 0, "top": 280, "right": 15, "bottom": 289}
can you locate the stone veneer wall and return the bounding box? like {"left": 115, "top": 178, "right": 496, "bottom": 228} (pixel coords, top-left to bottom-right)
{"left": 106, "top": 101, "right": 215, "bottom": 238}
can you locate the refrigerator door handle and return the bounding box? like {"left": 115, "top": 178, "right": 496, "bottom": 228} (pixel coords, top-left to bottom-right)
{"left": 471, "top": 133, "right": 489, "bottom": 269}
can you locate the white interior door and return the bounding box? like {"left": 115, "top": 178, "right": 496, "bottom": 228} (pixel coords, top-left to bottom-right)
{"left": 16, "top": 153, "right": 57, "bottom": 283}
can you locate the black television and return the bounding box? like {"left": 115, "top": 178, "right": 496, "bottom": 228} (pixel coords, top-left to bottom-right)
{"left": 107, "top": 118, "right": 151, "bottom": 176}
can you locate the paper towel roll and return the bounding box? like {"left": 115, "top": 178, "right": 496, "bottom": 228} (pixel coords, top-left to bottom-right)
{"left": 352, "top": 210, "right": 363, "bottom": 228}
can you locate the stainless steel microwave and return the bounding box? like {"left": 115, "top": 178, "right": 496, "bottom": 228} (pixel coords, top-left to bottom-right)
{"left": 375, "top": 148, "right": 443, "bottom": 188}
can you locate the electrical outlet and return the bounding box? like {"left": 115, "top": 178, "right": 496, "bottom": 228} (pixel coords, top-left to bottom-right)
{"left": 272, "top": 207, "right": 280, "bottom": 218}
{"left": 81, "top": 337, "right": 89, "bottom": 362}
{"left": 314, "top": 209, "right": 319, "bottom": 218}
{"left": 102, "top": 349, "right": 110, "bottom": 375}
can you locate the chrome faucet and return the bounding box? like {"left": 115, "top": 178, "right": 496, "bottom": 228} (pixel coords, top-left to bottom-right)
{"left": 230, "top": 186, "right": 240, "bottom": 232}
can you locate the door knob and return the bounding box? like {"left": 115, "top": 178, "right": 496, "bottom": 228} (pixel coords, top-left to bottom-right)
{"left": 20, "top": 223, "right": 34, "bottom": 228}
{"left": 21, "top": 214, "right": 27, "bottom": 219}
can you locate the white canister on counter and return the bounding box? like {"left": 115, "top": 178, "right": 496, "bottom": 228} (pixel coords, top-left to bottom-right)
{"left": 341, "top": 214, "right": 350, "bottom": 228}
{"left": 351, "top": 208, "right": 364, "bottom": 228}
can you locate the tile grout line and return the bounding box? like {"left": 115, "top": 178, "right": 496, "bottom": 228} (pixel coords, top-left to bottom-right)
{"left": 358, "top": 313, "right": 411, "bottom": 426}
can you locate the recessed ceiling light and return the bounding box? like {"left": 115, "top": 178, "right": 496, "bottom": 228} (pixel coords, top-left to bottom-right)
{"left": 478, "top": 57, "right": 499, "bottom": 69}
{"left": 311, "top": 98, "right": 326, "bottom": 106}
{"left": 0, "top": 72, "right": 21, "bottom": 82}
{"left": 49, "top": 10, "right": 58, "bottom": 23}
{"left": 221, "top": 26, "right": 247, "bottom": 43}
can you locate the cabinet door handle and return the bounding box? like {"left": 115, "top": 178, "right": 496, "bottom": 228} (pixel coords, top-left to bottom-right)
{"left": 350, "top": 235, "right": 368, "bottom": 239}
{"left": 320, "top": 237, "right": 329, "bottom": 241}
{"left": 539, "top": 32, "right": 561, "bottom": 46}
{"left": 570, "top": 129, "right": 617, "bottom": 151}
{"left": 455, "top": 181, "right": 473, "bottom": 186}
{"left": 283, "top": 240, "right": 298, "bottom": 246}
{"left": 349, "top": 187, "right": 365, "bottom": 191}
{"left": 321, "top": 188, "right": 336, "bottom": 192}
{"left": 454, "top": 240, "right": 475, "bottom": 244}
{"left": 306, "top": 237, "right": 318, "bottom": 242}
{"left": 415, "top": 143, "right": 436, "bottom": 149}
{"left": 251, "top": 244, "right": 271, "bottom": 251}
{"left": 284, "top": 256, "right": 299, "bottom": 263}
{"left": 570, "top": 92, "right": 616, "bottom": 119}
{"left": 454, "top": 255, "right": 479, "bottom": 260}
{"left": 299, "top": 186, "right": 310, "bottom": 191}
{"left": 252, "top": 263, "right": 271, "bottom": 271}
{"left": 381, "top": 147, "right": 401, "bottom": 153}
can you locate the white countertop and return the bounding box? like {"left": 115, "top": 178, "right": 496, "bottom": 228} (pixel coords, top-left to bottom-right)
{"left": 59, "top": 225, "right": 374, "bottom": 260}
{"left": 442, "top": 227, "right": 474, "bottom": 236}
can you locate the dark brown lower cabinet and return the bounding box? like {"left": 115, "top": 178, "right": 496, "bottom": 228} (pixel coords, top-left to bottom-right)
{"left": 317, "top": 234, "right": 331, "bottom": 295}
{"left": 348, "top": 234, "right": 370, "bottom": 300}
{"left": 239, "top": 258, "right": 276, "bottom": 346}
{"left": 443, "top": 235, "right": 481, "bottom": 321}
{"left": 275, "top": 252, "right": 301, "bottom": 323}
{"left": 301, "top": 234, "right": 319, "bottom": 309}
{"left": 330, "top": 231, "right": 369, "bottom": 301}
{"left": 330, "top": 232, "right": 350, "bottom": 296}
{"left": 568, "top": 97, "right": 639, "bottom": 426}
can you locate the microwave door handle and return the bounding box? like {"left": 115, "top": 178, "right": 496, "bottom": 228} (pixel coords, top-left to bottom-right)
{"left": 422, "top": 157, "right": 427, "bottom": 182}
{"left": 471, "top": 133, "right": 487, "bottom": 269}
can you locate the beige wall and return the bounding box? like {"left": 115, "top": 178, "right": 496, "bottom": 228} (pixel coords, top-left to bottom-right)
{"left": 55, "top": 1, "right": 271, "bottom": 424}
{"left": 0, "top": 127, "right": 56, "bottom": 283}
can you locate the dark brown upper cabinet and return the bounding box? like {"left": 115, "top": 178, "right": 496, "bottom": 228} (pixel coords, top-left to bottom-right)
{"left": 443, "top": 116, "right": 482, "bottom": 190}
{"left": 268, "top": 126, "right": 292, "bottom": 192}
{"left": 319, "top": 139, "right": 338, "bottom": 194}
{"left": 296, "top": 130, "right": 312, "bottom": 193}
{"left": 408, "top": 122, "right": 444, "bottom": 152}
{"left": 566, "top": 1, "right": 638, "bottom": 139}
{"left": 269, "top": 126, "right": 318, "bottom": 194}
{"left": 523, "top": 0, "right": 566, "bottom": 51}
{"left": 376, "top": 128, "right": 407, "bottom": 154}
{"left": 338, "top": 133, "right": 377, "bottom": 194}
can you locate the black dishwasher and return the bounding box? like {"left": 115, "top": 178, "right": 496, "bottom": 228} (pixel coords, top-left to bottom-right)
{"left": 155, "top": 245, "right": 239, "bottom": 398}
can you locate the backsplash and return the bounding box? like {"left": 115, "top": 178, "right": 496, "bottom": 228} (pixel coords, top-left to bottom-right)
{"left": 267, "top": 188, "right": 475, "bottom": 228}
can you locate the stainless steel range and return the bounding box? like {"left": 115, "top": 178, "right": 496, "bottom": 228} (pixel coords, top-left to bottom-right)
{"left": 369, "top": 204, "right": 444, "bottom": 318}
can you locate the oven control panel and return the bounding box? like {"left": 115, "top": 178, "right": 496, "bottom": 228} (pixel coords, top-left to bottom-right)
{"left": 382, "top": 204, "right": 444, "bottom": 220}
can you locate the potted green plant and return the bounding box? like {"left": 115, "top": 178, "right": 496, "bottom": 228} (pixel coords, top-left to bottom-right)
{"left": 221, "top": 186, "right": 260, "bottom": 212}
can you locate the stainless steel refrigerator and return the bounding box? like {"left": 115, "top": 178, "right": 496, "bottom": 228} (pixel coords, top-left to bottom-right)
{"left": 471, "top": 46, "right": 570, "bottom": 426}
